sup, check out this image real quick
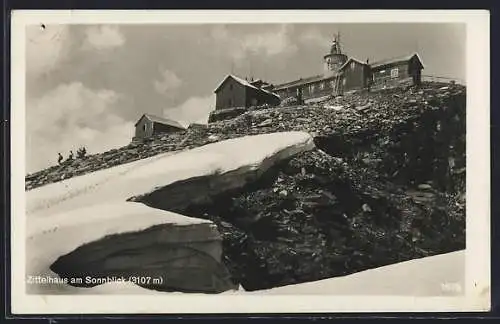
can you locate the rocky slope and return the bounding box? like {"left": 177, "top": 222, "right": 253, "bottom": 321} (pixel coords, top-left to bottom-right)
{"left": 26, "top": 81, "right": 465, "bottom": 193}
{"left": 179, "top": 148, "right": 464, "bottom": 290}
{"left": 25, "top": 81, "right": 466, "bottom": 293}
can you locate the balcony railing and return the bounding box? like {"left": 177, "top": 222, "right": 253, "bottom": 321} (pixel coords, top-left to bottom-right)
{"left": 421, "top": 75, "right": 465, "bottom": 85}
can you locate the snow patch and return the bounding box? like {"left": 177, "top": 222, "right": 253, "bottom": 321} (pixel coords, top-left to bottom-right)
{"left": 27, "top": 132, "right": 314, "bottom": 218}
{"left": 248, "top": 250, "right": 465, "bottom": 296}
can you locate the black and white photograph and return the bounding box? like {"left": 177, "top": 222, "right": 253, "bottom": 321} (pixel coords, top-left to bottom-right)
{"left": 11, "top": 10, "right": 490, "bottom": 314}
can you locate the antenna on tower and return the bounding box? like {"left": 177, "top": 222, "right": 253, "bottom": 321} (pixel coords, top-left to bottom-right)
{"left": 249, "top": 58, "right": 253, "bottom": 81}
{"left": 337, "top": 30, "right": 342, "bottom": 53}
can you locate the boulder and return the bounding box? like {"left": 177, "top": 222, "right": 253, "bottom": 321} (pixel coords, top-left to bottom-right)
{"left": 208, "top": 134, "right": 220, "bottom": 142}
{"left": 256, "top": 118, "right": 273, "bottom": 127}
{"left": 418, "top": 183, "right": 433, "bottom": 191}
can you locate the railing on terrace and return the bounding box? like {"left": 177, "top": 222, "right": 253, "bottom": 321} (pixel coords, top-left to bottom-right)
{"left": 421, "top": 75, "right": 465, "bottom": 85}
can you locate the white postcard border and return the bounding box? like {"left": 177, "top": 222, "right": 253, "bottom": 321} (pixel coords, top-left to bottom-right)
{"left": 10, "top": 10, "right": 491, "bottom": 314}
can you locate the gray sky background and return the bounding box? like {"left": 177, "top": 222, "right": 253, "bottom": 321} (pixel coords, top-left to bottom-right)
{"left": 25, "top": 23, "right": 465, "bottom": 173}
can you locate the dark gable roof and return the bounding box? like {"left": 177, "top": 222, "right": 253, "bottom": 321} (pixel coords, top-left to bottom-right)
{"left": 214, "top": 74, "right": 280, "bottom": 99}
{"left": 273, "top": 74, "right": 327, "bottom": 91}
{"left": 338, "top": 57, "right": 369, "bottom": 71}
{"left": 370, "top": 53, "right": 425, "bottom": 69}
{"left": 134, "top": 113, "right": 186, "bottom": 129}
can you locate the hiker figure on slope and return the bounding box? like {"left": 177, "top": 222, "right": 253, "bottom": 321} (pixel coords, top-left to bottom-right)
{"left": 67, "top": 150, "right": 74, "bottom": 161}
{"left": 77, "top": 146, "right": 87, "bottom": 159}
{"left": 57, "top": 153, "right": 63, "bottom": 165}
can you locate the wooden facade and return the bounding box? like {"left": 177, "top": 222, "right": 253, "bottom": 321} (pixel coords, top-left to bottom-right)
{"left": 214, "top": 75, "right": 281, "bottom": 110}
{"left": 214, "top": 37, "right": 425, "bottom": 107}
{"left": 214, "top": 76, "right": 247, "bottom": 110}
{"left": 134, "top": 114, "right": 186, "bottom": 140}
{"left": 370, "top": 54, "right": 424, "bottom": 89}
{"left": 274, "top": 53, "right": 424, "bottom": 101}
{"left": 273, "top": 75, "right": 339, "bottom": 102}
{"left": 339, "top": 58, "right": 371, "bottom": 93}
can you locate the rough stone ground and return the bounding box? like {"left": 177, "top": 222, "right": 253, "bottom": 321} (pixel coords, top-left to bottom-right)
{"left": 25, "top": 81, "right": 466, "bottom": 292}
{"left": 180, "top": 147, "right": 464, "bottom": 291}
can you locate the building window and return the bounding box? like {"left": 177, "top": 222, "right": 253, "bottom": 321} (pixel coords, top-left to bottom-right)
{"left": 350, "top": 61, "right": 356, "bottom": 69}
{"left": 143, "top": 124, "right": 146, "bottom": 132}
{"left": 342, "top": 78, "right": 346, "bottom": 86}
{"left": 319, "top": 82, "right": 325, "bottom": 90}
{"left": 309, "top": 84, "right": 315, "bottom": 93}
{"left": 391, "top": 68, "right": 399, "bottom": 78}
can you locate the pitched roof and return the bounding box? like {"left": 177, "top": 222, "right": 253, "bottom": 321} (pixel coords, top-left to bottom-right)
{"left": 134, "top": 113, "right": 186, "bottom": 129}
{"left": 273, "top": 74, "right": 327, "bottom": 91}
{"left": 370, "top": 53, "right": 425, "bottom": 69}
{"left": 214, "top": 74, "right": 280, "bottom": 99}
{"left": 338, "top": 57, "right": 369, "bottom": 71}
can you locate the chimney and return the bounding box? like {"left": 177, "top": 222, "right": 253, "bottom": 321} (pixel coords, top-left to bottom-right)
{"left": 366, "top": 58, "right": 370, "bottom": 64}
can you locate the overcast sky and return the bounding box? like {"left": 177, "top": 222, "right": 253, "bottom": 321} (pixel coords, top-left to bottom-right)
{"left": 25, "top": 23, "right": 465, "bottom": 173}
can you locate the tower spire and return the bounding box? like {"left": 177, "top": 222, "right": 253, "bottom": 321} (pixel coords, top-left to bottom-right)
{"left": 324, "top": 30, "right": 348, "bottom": 75}
{"left": 330, "top": 31, "right": 342, "bottom": 55}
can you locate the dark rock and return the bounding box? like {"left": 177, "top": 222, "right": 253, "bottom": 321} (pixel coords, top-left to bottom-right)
{"left": 177, "top": 146, "right": 465, "bottom": 291}
{"left": 417, "top": 183, "right": 433, "bottom": 191}
{"left": 257, "top": 118, "right": 273, "bottom": 127}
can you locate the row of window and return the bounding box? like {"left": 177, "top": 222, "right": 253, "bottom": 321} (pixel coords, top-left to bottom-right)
{"left": 375, "top": 67, "right": 399, "bottom": 79}
{"left": 278, "top": 67, "right": 400, "bottom": 96}
{"left": 278, "top": 80, "right": 337, "bottom": 97}
{"left": 307, "top": 80, "right": 336, "bottom": 93}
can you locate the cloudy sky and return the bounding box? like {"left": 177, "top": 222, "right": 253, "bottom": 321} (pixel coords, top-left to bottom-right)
{"left": 25, "top": 23, "right": 465, "bottom": 173}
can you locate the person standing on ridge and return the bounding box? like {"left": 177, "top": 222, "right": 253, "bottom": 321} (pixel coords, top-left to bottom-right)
{"left": 77, "top": 146, "right": 87, "bottom": 159}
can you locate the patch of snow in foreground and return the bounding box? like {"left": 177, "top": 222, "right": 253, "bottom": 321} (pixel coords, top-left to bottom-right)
{"left": 247, "top": 250, "right": 465, "bottom": 296}
{"left": 26, "top": 202, "right": 215, "bottom": 294}
{"left": 27, "top": 131, "right": 314, "bottom": 218}
{"left": 46, "top": 250, "right": 464, "bottom": 296}
{"left": 25, "top": 132, "right": 314, "bottom": 294}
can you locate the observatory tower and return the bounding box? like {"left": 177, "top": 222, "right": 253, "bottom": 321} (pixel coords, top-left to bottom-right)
{"left": 323, "top": 32, "right": 348, "bottom": 77}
